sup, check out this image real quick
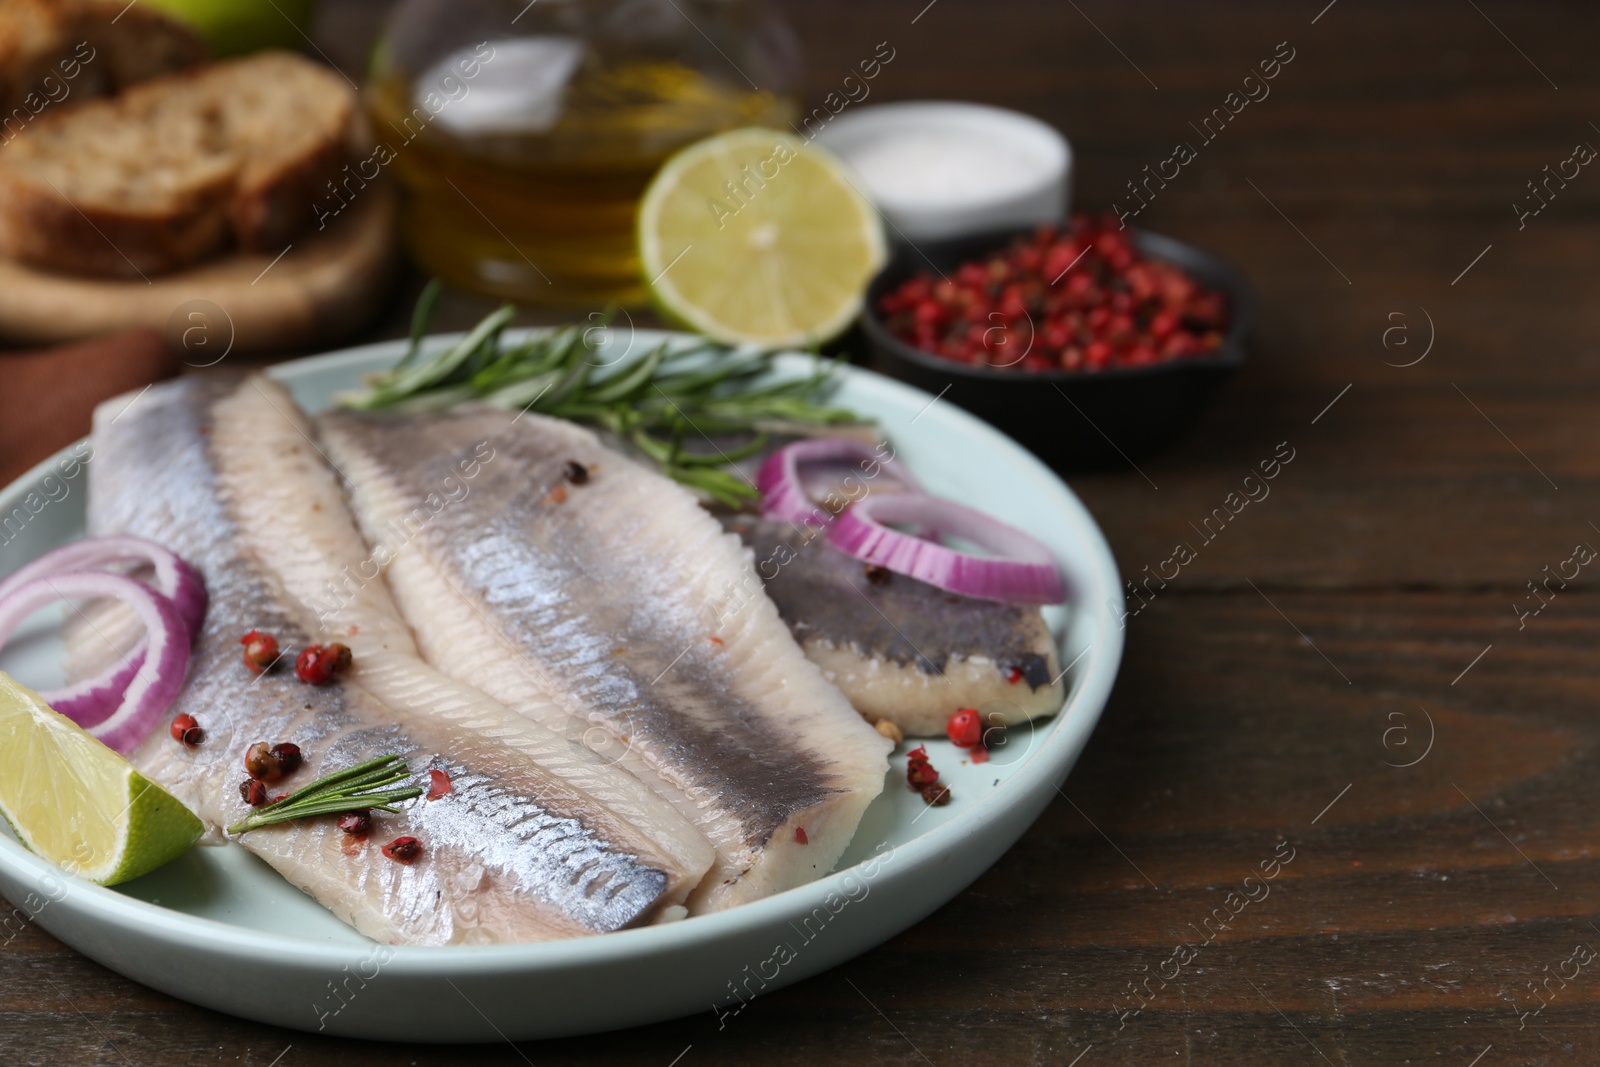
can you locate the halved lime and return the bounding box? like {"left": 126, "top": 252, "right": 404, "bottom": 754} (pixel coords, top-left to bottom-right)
{"left": 638, "top": 128, "right": 887, "bottom": 348}
{"left": 0, "top": 672, "right": 202, "bottom": 885}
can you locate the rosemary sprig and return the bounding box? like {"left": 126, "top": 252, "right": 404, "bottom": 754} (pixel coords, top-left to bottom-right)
{"left": 226, "top": 754, "right": 423, "bottom": 836}
{"left": 337, "top": 294, "right": 864, "bottom": 508}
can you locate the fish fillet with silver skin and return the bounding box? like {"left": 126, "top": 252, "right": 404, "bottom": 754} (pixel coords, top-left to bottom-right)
{"left": 73, "top": 376, "right": 712, "bottom": 944}
{"left": 317, "top": 407, "right": 894, "bottom": 913}
{"left": 726, "top": 517, "right": 1064, "bottom": 737}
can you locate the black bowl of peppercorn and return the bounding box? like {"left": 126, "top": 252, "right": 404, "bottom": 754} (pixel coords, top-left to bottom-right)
{"left": 859, "top": 217, "right": 1256, "bottom": 472}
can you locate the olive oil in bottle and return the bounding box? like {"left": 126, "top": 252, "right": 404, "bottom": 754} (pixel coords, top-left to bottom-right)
{"left": 366, "top": 11, "right": 797, "bottom": 308}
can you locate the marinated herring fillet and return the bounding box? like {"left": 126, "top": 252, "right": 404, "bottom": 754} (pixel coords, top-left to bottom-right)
{"left": 318, "top": 407, "right": 894, "bottom": 912}
{"left": 210, "top": 376, "right": 713, "bottom": 906}
{"left": 727, "top": 517, "right": 1064, "bottom": 737}
{"left": 77, "top": 377, "right": 708, "bottom": 943}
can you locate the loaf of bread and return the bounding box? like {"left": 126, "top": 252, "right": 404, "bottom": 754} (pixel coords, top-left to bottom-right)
{"left": 0, "top": 0, "right": 208, "bottom": 120}
{"left": 0, "top": 51, "right": 356, "bottom": 277}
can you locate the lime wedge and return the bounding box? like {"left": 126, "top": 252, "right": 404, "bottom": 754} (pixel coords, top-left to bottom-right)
{"left": 638, "top": 128, "right": 887, "bottom": 348}
{"left": 0, "top": 672, "right": 202, "bottom": 885}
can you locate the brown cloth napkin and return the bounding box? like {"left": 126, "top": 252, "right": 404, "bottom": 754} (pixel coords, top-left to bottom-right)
{"left": 0, "top": 330, "right": 180, "bottom": 487}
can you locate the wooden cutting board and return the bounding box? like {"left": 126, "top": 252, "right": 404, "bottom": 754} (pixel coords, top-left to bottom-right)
{"left": 0, "top": 183, "right": 400, "bottom": 354}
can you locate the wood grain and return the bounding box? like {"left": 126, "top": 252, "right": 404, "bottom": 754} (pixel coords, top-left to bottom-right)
{"left": 4, "top": 1, "right": 1599, "bottom": 1063}
{"left": 0, "top": 183, "right": 400, "bottom": 353}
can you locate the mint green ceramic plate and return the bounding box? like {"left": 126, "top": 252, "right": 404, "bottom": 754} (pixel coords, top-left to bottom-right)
{"left": 0, "top": 331, "right": 1122, "bottom": 1041}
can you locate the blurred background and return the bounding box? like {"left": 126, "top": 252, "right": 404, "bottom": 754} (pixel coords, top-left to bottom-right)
{"left": 1, "top": 0, "right": 1587, "bottom": 485}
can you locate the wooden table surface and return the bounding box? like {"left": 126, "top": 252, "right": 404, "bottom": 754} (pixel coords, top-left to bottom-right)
{"left": 6, "top": 0, "right": 1599, "bottom": 1063}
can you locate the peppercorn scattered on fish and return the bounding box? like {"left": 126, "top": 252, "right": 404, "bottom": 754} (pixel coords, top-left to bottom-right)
{"left": 74, "top": 376, "right": 713, "bottom": 944}
{"left": 317, "top": 406, "right": 894, "bottom": 913}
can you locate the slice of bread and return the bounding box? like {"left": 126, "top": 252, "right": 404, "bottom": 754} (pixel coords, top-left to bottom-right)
{"left": 0, "top": 50, "right": 354, "bottom": 277}
{"left": 0, "top": 0, "right": 208, "bottom": 120}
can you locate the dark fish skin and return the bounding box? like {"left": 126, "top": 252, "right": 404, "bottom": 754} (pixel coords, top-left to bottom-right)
{"left": 318, "top": 407, "right": 892, "bottom": 911}
{"left": 725, "top": 517, "right": 1065, "bottom": 736}
{"left": 81, "top": 377, "right": 690, "bottom": 944}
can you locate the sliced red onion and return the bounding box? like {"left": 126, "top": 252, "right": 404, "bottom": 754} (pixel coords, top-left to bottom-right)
{"left": 0, "top": 572, "right": 190, "bottom": 751}
{"left": 757, "top": 437, "right": 924, "bottom": 529}
{"left": 828, "top": 492, "right": 1066, "bottom": 605}
{"left": 47, "top": 650, "right": 146, "bottom": 727}
{"left": 0, "top": 536, "right": 206, "bottom": 719}
{"left": 0, "top": 535, "right": 206, "bottom": 635}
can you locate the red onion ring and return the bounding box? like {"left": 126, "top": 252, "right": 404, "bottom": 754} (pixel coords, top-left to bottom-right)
{"left": 0, "top": 535, "right": 206, "bottom": 634}
{"left": 828, "top": 491, "right": 1066, "bottom": 605}
{"left": 0, "top": 572, "right": 190, "bottom": 752}
{"left": 0, "top": 537, "right": 205, "bottom": 719}
{"left": 49, "top": 651, "right": 146, "bottom": 726}
{"left": 756, "top": 437, "right": 924, "bottom": 529}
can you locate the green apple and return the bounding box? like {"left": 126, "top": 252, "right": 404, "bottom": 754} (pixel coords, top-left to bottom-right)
{"left": 143, "top": 0, "right": 318, "bottom": 57}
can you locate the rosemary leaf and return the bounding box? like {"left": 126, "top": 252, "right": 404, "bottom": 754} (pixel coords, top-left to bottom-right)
{"left": 337, "top": 289, "right": 869, "bottom": 497}
{"left": 398, "top": 278, "right": 444, "bottom": 370}
{"left": 226, "top": 754, "right": 424, "bottom": 836}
